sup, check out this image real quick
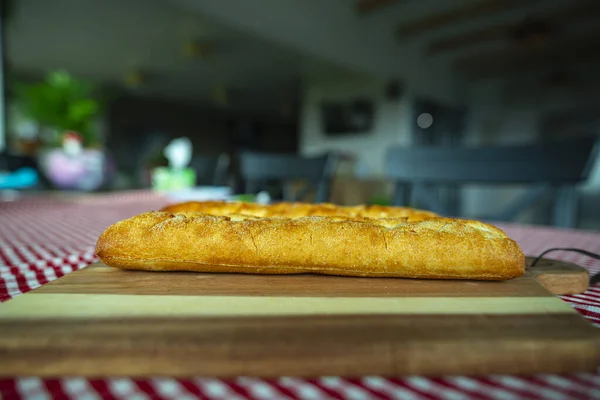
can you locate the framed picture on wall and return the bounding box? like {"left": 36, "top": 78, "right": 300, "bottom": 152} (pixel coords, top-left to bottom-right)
{"left": 321, "top": 98, "right": 374, "bottom": 136}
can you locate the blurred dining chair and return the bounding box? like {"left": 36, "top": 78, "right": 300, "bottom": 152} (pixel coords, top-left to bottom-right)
{"left": 239, "top": 151, "right": 338, "bottom": 203}
{"left": 189, "top": 153, "right": 230, "bottom": 186}
{"left": 385, "top": 136, "right": 598, "bottom": 227}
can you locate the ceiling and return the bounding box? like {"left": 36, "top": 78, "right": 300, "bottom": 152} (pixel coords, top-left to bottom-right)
{"left": 361, "top": 0, "right": 600, "bottom": 83}
{"left": 166, "top": 0, "right": 600, "bottom": 107}
{"left": 6, "top": 0, "right": 600, "bottom": 111}
{"left": 5, "top": 0, "right": 329, "bottom": 111}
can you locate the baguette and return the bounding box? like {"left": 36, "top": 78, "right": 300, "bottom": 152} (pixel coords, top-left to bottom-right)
{"left": 96, "top": 206, "right": 525, "bottom": 280}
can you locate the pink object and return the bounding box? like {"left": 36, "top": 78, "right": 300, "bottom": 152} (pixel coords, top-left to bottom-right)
{"left": 0, "top": 192, "right": 600, "bottom": 398}
{"left": 40, "top": 148, "right": 105, "bottom": 190}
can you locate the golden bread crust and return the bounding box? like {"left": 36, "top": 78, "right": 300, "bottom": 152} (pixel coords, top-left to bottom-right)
{"left": 161, "top": 201, "right": 440, "bottom": 222}
{"left": 96, "top": 205, "right": 525, "bottom": 280}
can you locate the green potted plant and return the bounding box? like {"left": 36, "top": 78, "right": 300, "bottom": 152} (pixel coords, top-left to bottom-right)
{"left": 13, "top": 69, "right": 103, "bottom": 148}
{"left": 12, "top": 70, "right": 108, "bottom": 190}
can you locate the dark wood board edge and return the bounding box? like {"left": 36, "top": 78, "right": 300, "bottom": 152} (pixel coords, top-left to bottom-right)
{"left": 1, "top": 314, "right": 599, "bottom": 378}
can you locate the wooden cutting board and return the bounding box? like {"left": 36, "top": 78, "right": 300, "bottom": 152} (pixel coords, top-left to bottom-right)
{"left": 1, "top": 257, "right": 598, "bottom": 378}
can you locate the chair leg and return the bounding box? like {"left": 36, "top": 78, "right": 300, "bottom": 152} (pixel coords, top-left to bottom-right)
{"left": 413, "top": 184, "right": 449, "bottom": 215}
{"left": 446, "top": 185, "right": 461, "bottom": 217}
{"left": 284, "top": 181, "right": 302, "bottom": 202}
{"left": 553, "top": 187, "right": 579, "bottom": 228}
{"left": 492, "top": 184, "right": 549, "bottom": 222}
{"left": 392, "top": 183, "right": 412, "bottom": 206}
{"left": 314, "top": 180, "right": 329, "bottom": 203}
{"left": 246, "top": 180, "right": 259, "bottom": 196}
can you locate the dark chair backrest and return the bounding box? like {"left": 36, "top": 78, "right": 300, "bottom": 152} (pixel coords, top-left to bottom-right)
{"left": 239, "top": 151, "right": 337, "bottom": 203}
{"left": 384, "top": 136, "right": 599, "bottom": 226}
{"left": 385, "top": 136, "right": 598, "bottom": 184}
{"left": 189, "top": 154, "right": 230, "bottom": 186}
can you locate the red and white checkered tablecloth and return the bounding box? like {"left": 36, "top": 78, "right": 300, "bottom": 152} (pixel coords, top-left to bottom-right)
{"left": 1, "top": 190, "right": 600, "bottom": 400}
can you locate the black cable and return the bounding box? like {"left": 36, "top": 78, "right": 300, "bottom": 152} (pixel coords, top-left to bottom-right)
{"left": 530, "top": 247, "right": 600, "bottom": 285}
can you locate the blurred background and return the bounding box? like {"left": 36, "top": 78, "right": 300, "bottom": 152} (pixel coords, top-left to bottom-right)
{"left": 0, "top": 0, "right": 599, "bottom": 229}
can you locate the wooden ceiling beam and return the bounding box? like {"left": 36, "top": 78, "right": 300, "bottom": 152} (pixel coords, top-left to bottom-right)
{"left": 427, "top": 0, "right": 600, "bottom": 55}
{"left": 357, "top": 0, "right": 401, "bottom": 15}
{"left": 396, "top": 0, "right": 522, "bottom": 39}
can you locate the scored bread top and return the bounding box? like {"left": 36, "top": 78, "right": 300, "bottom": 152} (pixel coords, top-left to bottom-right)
{"left": 157, "top": 210, "right": 512, "bottom": 241}
{"left": 161, "top": 201, "right": 440, "bottom": 222}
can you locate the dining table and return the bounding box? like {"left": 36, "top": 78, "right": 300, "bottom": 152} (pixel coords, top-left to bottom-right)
{"left": 1, "top": 189, "right": 600, "bottom": 400}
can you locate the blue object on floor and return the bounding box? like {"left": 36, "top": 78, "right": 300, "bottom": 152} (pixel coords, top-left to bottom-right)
{"left": 0, "top": 167, "right": 39, "bottom": 189}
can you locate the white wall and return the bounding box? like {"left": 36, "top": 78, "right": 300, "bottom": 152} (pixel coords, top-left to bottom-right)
{"left": 464, "top": 79, "right": 542, "bottom": 145}
{"left": 300, "top": 71, "right": 411, "bottom": 176}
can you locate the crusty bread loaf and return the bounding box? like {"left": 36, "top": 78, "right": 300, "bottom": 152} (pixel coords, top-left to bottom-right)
{"left": 96, "top": 203, "right": 525, "bottom": 280}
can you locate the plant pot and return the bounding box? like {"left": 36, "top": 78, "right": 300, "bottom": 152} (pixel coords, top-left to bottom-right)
{"left": 38, "top": 147, "right": 107, "bottom": 191}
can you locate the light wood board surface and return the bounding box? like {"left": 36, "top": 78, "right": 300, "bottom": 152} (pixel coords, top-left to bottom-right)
{"left": 0, "top": 258, "right": 598, "bottom": 378}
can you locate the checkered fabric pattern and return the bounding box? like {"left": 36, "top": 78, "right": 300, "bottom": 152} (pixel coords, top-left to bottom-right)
{"left": 1, "top": 191, "right": 600, "bottom": 400}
